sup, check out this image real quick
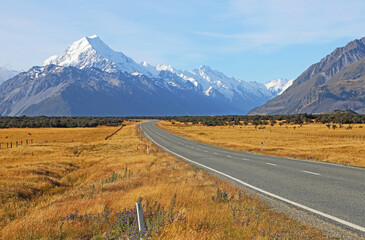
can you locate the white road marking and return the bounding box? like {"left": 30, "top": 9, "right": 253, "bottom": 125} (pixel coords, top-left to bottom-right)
{"left": 302, "top": 170, "right": 321, "bottom": 176}
{"left": 226, "top": 155, "right": 232, "bottom": 158}
{"left": 213, "top": 152, "right": 218, "bottom": 155}
{"left": 203, "top": 150, "right": 208, "bottom": 153}
{"left": 242, "top": 158, "right": 250, "bottom": 161}
{"left": 265, "top": 163, "right": 277, "bottom": 166}
{"left": 142, "top": 125, "right": 365, "bottom": 233}
{"left": 196, "top": 148, "right": 200, "bottom": 150}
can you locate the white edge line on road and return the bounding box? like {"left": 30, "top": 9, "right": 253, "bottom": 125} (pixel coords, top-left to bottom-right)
{"left": 302, "top": 170, "right": 321, "bottom": 176}
{"left": 265, "top": 163, "right": 277, "bottom": 166}
{"left": 142, "top": 125, "right": 365, "bottom": 233}
{"left": 283, "top": 156, "right": 365, "bottom": 171}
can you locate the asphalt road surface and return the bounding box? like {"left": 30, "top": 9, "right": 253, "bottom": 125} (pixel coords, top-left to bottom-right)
{"left": 140, "top": 121, "right": 365, "bottom": 234}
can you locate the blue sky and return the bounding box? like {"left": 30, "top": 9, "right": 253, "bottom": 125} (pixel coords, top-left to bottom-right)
{"left": 1, "top": 0, "right": 365, "bottom": 83}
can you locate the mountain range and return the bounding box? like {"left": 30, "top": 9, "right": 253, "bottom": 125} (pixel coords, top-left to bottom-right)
{"left": 249, "top": 37, "right": 365, "bottom": 115}
{"left": 0, "top": 35, "right": 291, "bottom": 116}
{"left": 3, "top": 35, "right": 362, "bottom": 117}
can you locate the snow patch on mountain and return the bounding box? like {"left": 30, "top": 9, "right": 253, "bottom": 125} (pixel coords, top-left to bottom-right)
{"left": 265, "top": 78, "right": 294, "bottom": 95}
{"left": 140, "top": 61, "right": 159, "bottom": 76}
{"left": 204, "top": 86, "right": 213, "bottom": 96}
{"left": 156, "top": 64, "right": 175, "bottom": 72}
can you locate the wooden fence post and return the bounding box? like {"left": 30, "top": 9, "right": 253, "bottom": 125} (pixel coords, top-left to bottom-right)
{"left": 261, "top": 140, "right": 264, "bottom": 151}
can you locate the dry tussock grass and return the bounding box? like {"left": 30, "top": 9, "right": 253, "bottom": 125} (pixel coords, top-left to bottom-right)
{"left": 0, "top": 122, "right": 331, "bottom": 239}
{"left": 158, "top": 121, "right": 365, "bottom": 167}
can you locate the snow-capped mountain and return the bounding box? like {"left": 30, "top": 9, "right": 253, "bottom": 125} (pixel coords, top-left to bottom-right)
{"left": 140, "top": 62, "right": 275, "bottom": 100}
{"left": 44, "top": 35, "right": 153, "bottom": 76}
{"left": 265, "top": 78, "right": 294, "bottom": 96}
{"left": 44, "top": 35, "right": 275, "bottom": 102}
{"left": 0, "top": 35, "right": 280, "bottom": 116}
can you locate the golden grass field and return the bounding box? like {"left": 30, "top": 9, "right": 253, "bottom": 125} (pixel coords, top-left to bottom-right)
{"left": 0, "top": 121, "right": 332, "bottom": 239}
{"left": 158, "top": 121, "right": 365, "bottom": 168}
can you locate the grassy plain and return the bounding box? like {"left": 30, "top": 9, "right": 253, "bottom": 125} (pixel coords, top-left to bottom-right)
{"left": 0, "top": 122, "right": 332, "bottom": 239}
{"left": 158, "top": 121, "right": 365, "bottom": 168}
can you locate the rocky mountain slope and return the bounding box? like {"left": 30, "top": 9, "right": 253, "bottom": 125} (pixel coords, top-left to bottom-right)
{"left": 249, "top": 37, "right": 365, "bottom": 115}
{"left": 0, "top": 65, "right": 244, "bottom": 116}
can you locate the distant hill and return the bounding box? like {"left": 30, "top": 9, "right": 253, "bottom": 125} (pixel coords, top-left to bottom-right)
{"left": 249, "top": 37, "right": 365, "bottom": 115}
{"left": 0, "top": 66, "right": 19, "bottom": 84}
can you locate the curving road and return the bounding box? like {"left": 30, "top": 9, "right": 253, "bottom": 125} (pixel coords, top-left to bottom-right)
{"left": 140, "top": 121, "right": 365, "bottom": 235}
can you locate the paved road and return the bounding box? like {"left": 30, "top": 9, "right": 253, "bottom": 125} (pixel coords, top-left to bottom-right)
{"left": 141, "top": 121, "right": 365, "bottom": 234}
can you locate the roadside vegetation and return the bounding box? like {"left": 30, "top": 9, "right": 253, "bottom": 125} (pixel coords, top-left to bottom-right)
{"left": 2, "top": 112, "right": 364, "bottom": 129}
{"left": 0, "top": 121, "right": 331, "bottom": 239}
{"left": 158, "top": 120, "right": 365, "bottom": 168}
{"left": 0, "top": 116, "right": 126, "bottom": 128}
{"left": 154, "top": 112, "right": 365, "bottom": 126}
